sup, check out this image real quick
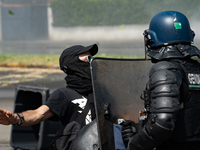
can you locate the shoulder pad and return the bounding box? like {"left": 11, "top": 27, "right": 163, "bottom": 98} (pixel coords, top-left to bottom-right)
{"left": 149, "top": 61, "right": 182, "bottom": 89}
{"left": 149, "top": 69, "right": 182, "bottom": 90}
{"left": 149, "top": 61, "right": 179, "bottom": 76}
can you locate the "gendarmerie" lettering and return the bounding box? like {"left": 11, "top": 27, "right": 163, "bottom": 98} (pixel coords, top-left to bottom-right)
{"left": 188, "top": 73, "right": 200, "bottom": 85}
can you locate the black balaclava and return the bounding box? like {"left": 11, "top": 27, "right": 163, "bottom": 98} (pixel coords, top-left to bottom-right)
{"left": 59, "top": 44, "right": 98, "bottom": 79}
{"left": 66, "top": 55, "right": 91, "bottom": 79}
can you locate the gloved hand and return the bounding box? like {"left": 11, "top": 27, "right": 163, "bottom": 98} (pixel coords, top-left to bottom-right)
{"left": 120, "top": 120, "right": 138, "bottom": 146}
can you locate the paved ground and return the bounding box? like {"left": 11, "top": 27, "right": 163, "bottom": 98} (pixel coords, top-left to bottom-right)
{"left": 0, "top": 67, "right": 65, "bottom": 89}
{"left": 0, "top": 67, "right": 66, "bottom": 150}
{"left": 0, "top": 39, "right": 146, "bottom": 57}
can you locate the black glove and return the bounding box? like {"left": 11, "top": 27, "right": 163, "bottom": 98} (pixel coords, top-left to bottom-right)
{"left": 120, "top": 120, "right": 138, "bottom": 145}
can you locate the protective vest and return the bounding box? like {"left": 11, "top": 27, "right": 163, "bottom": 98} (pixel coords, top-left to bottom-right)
{"left": 171, "top": 59, "right": 200, "bottom": 142}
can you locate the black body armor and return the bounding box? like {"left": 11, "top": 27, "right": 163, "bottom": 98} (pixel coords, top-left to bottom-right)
{"left": 171, "top": 59, "right": 200, "bottom": 142}
{"left": 127, "top": 59, "right": 200, "bottom": 150}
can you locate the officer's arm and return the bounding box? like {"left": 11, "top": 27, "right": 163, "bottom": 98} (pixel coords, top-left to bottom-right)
{"left": 0, "top": 105, "right": 55, "bottom": 126}
{"left": 127, "top": 61, "right": 182, "bottom": 150}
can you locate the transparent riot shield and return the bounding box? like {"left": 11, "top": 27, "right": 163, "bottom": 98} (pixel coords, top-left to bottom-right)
{"left": 91, "top": 58, "right": 153, "bottom": 150}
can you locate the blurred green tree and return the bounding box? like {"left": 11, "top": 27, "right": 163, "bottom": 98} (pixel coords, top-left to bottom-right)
{"left": 50, "top": 0, "right": 200, "bottom": 27}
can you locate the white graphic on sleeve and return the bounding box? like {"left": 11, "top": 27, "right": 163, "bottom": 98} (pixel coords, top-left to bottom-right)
{"left": 72, "top": 96, "right": 92, "bottom": 124}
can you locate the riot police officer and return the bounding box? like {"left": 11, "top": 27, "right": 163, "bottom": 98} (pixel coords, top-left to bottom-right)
{"left": 121, "top": 11, "right": 200, "bottom": 150}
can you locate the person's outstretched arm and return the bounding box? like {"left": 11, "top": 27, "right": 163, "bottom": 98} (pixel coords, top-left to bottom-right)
{"left": 0, "top": 105, "right": 55, "bottom": 126}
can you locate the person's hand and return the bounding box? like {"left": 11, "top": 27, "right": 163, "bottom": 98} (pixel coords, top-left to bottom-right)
{"left": 120, "top": 120, "right": 138, "bottom": 145}
{"left": 0, "top": 108, "right": 18, "bottom": 125}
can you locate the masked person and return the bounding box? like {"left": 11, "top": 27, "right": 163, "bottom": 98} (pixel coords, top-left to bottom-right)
{"left": 0, "top": 44, "right": 98, "bottom": 148}
{"left": 121, "top": 11, "right": 200, "bottom": 150}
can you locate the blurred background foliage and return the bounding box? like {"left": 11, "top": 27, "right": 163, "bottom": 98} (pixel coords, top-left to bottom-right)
{"left": 50, "top": 0, "right": 200, "bottom": 27}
